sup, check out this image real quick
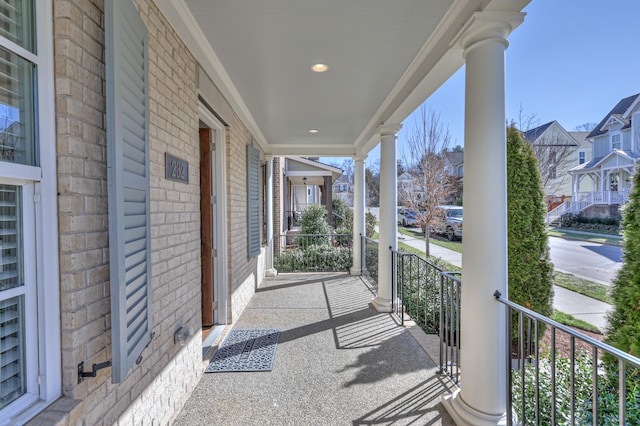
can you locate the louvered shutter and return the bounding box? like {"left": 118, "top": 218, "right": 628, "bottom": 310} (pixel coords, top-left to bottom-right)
{"left": 247, "top": 146, "right": 260, "bottom": 258}
{"left": 0, "top": 184, "right": 25, "bottom": 408}
{"left": 105, "top": 0, "right": 151, "bottom": 383}
{"left": 0, "top": 296, "right": 24, "bottom": 409}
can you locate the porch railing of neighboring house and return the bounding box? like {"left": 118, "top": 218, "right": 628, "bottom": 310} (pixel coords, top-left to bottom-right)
{"left": 274, "top": 233, "right": 352, "bottom": 272}
{"left": 546, "top": 190, "right": 630, "bottom": 224}
{"left": 495, "top": 291, "right": 640, "bottom": 425}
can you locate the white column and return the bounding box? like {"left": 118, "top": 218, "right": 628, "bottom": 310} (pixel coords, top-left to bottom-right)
{"left": 442, "top": 12, "right": 523, "bottom": 426}
{"left": 351, "top": 155, "right": 367, "bottom": 275}
{"left": 372, "top": 124, "right": 401, "bottom": 312}
{"left": 265, "top": 156, "right": 277, "bottom": 277}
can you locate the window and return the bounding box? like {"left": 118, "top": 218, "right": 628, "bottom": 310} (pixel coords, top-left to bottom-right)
{"left": 611, "top": 133, "right": 621, "bottom": 150}
{"left": 579, "top": 151, "right": 586, "bottom": 164}
{"left": 0, "top": 0, "right": 60, "bottom": 420}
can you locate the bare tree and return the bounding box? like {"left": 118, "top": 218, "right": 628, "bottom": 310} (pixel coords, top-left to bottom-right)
{"left": 400, "top": 106, "right": 453, "bottom": 257}
{"left": 365, "top": 160, "right": 380, "bottom": 207}
{"left": 574, "top": 122, "right": 597, "bottom": 132}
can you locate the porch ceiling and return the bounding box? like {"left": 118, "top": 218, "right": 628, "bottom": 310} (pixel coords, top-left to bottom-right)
{"left": 157, "top": 0, "right": 529, "bottom": 156}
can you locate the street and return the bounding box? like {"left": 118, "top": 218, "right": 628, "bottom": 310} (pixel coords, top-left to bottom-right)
{"left": 548, "top": 236, "right": 622, "bottom": 286}
{"left": 367, "top": 207, "right": 623, "bottom": 285}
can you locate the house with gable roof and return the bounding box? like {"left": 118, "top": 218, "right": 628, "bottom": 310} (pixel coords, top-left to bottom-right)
{"left": 521, "top": 120, "right": 592, "bottom": 208}
{"left": 547, "top": 93, "right": 640, "bottom": 223}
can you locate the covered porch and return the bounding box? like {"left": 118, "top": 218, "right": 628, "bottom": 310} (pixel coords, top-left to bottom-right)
{"left": 158, "top": 0, "right": 532, "bottom": 423}
{"left": 547, "top": 150, "right": 638, "bottom": 222}
{"left": 174, "top": 273, "right": 456, "bottom": 425}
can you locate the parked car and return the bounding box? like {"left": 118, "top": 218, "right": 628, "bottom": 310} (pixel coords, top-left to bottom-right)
{"left": 430, "top": 206, "right": 463, "bottom": 241}
{"left": 397, "top": 208, "right": 420, "bottom": 227}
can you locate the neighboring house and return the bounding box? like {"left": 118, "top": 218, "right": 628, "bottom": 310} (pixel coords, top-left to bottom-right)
{"left": 444, "top": 151, "right": 464, "bottom": 178}
{"left": 333, "top": 173, "right": 354, "bottom": 207}
{"left": 522, "top": 121, "right": 582, "bottom": 205}
{"left": 443, "top": 151, "right": 464, "bottom": 204}
{"left": 397, "top": 171, "right": 425, "bottom": 205}
{"left": 280, "top": 157, "right": 341, "bottom": 229}
{"left": 2, "top": 1, "right": 538, "bottom": 425}
{"left": 548, "top": 93, "right": 640, "bottom": 222}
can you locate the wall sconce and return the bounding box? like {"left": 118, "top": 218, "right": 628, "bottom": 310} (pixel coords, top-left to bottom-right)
{"left": 303, "top": 177, "right": 307, "bottom": 186}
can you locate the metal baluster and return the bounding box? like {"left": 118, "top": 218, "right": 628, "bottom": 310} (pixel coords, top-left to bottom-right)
{"left": 592, "top": 346, "right": 598, "bottom": 426}
{"left": 506, "top": 304, "right": 513, "bottom": 426}
{"left": 619, "top": 358, "right": 626, "bottom": 426}
{"left": 551, "top": 327, "right": 557, "bottom": 425}
{"left": 535, "top": 320, "right": 540, "bottom": 425}
{"left": 519, "top": 311, "right": 525, "bottom": 423}
{"left": 439, "top": 273, "right": 444, "bottom": 375}
{"left": 570, "top": 336, "right": 576, "bottom": 425}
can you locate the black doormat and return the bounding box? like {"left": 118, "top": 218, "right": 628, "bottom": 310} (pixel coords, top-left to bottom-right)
{"left": 205, "top": 329, "right": 280, "bottom": 373}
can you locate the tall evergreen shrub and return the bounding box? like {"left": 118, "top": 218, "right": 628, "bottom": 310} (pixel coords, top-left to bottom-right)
{"left": 507, "top": 126, "right": 554, "bottom": 320}
{"left": 606, "top": 172, "right": 640, "bottom": 356}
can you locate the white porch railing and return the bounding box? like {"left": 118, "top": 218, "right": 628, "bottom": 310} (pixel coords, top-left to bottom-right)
{"left": 546, "top": 191, "right": 629, "bottom": 224}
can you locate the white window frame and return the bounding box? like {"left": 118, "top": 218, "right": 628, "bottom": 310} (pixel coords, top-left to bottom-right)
{"left": 611, "top": 132, "right": 621, "bottom": 150}
{"left": 578, "top": 151, "right": 586, "bottom": 165}
{"left": 0, "top": 0, "right": 61, "bottom": 423}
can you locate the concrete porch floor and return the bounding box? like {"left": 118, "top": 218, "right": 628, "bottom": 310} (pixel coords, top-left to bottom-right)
{"left": 173, "top": 273, "right": 456, "bottom": 425}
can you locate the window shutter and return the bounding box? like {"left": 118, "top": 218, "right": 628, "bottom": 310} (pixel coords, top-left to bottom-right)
{"left": 247, "top": 146, "right": 260, "bottom": 258}
{"left": 105, "top": 0, "right": 151, "bottom": 383}
{"left": 0, "top": 296, "right": 24, "bottom": 409}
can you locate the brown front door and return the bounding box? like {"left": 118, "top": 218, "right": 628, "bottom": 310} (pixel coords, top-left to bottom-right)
{"left": 200, "top": 128, "right": 214, "bottom": 326}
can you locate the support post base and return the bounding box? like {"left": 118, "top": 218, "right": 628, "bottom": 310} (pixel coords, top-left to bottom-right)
{"left": 265, "top": 268, "right": 278, "bottom": 277}
{"left": 371, "top": 296, "right": 392, "bottom": 313}
{"left": 441, "top": 389, "right": 512, "bottom": 426}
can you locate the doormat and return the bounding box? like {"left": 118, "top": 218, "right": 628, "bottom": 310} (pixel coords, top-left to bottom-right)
{"left": 205, "top": 329, "right": 280, "bottom": 373}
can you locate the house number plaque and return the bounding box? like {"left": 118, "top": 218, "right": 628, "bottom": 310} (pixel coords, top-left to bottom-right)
{"left": 165, "top": 153, "right": 189, "bottom": 183}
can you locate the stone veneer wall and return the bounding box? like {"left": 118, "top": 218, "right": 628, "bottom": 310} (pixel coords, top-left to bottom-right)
{"left": 32, "top": 0, "right": 204, "bottom": 424}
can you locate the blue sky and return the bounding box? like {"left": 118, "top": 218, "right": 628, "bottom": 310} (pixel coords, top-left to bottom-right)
{"left": 326, "top": 0, "right": 640, "bottom": 169}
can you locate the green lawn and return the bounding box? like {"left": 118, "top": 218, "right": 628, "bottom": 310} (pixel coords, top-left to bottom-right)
{"left": 397, "top": 226, "right": 462, "bottom": 253}
{"left": 553, "top": 271, "right": 613, "bottom": 305}
{"left": 552, "top": 310, "right": 602, "bottom": 334}
{"left": 395, "top": 225, "right": 612, "bottom": 330}
{"left": 548, "top": 229, "right": 622, "bottom": 246}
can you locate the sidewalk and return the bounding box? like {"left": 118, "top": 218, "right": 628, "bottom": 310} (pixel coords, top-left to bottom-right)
{"left": 398, "top": 233, "right": 613, "bottom": 332}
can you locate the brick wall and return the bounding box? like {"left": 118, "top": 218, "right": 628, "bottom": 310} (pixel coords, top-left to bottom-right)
{"left": 35, "top": 0, "right": 204, "bottom": 424}
{"left": 226, "top": 115, "right": 265, "bottom": 323}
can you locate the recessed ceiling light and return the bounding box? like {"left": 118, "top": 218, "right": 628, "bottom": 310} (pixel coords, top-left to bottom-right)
{"left": 308, "top": 129, "right": 319, "bottom": 134}
{"left": 311, "top": 64, "right": 329, "bottom": 73}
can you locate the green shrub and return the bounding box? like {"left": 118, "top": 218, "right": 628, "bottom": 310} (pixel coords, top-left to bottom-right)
{"left": 332, "top": 198, "right": 353, "bottom": 231}
{"left": 365, "top": 211, "right": 376, "bottom": 238}
{"left": 607, "top": 170, "right": 640, "bottom": 356}
{"left": 334, "top": 227, "right": 352, "bottom": 246}
{"left": 560, "top": 213, "right": 620, "bottom": 234}
{"left": 513, "top": 351, "right": 640, "bottom": 425}
{"left": 298, "top": 204, "right": 332, "bottom": 246}
{"left": 299, "top": 204, "right": 332, "bottom": 235}
{"left": 274, "top": 245, "right": 352, "bottom": 272}
{"left": 507, "top": 126, "right": 554, "bottom": 334}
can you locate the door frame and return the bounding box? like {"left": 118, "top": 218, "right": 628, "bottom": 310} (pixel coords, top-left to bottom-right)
{"left": 198, "top": 102, "right": 228, "bottom": 325}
